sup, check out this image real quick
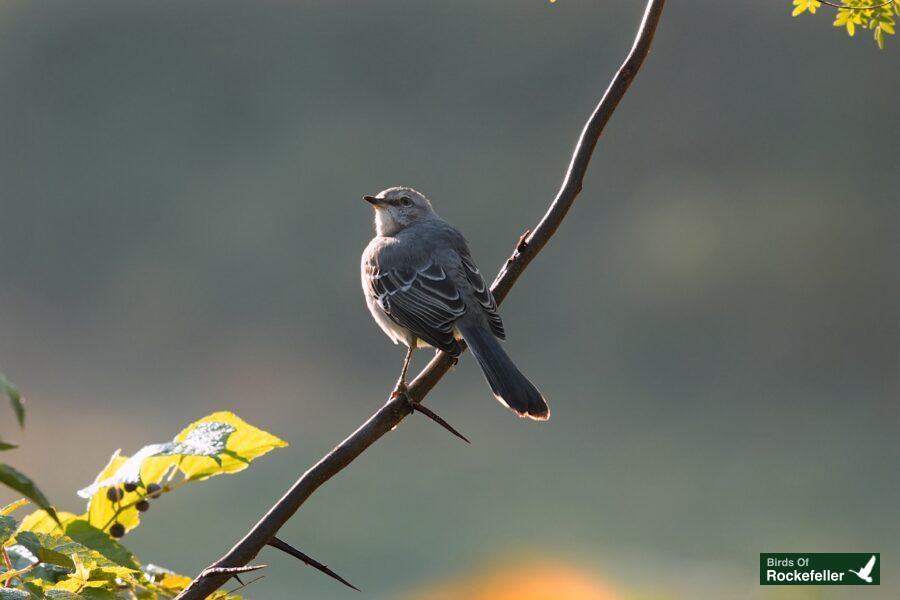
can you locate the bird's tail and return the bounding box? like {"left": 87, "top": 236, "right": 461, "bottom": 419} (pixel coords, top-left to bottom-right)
{"left": 458, "top": 322, "right": 549, "bottom": 421}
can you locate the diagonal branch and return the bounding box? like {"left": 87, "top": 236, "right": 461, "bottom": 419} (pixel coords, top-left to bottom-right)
{"left": 175, "top": 1, "right": 665, "bottom": 598}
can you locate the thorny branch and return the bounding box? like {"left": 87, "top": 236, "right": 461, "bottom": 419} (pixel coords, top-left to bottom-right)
{"left": 175, "top": 1, "right": 666, "bottom": 597}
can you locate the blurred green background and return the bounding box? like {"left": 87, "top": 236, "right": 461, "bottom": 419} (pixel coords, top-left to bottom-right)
{"left": 0, "top": 0, "right": 897, "bottom": 598}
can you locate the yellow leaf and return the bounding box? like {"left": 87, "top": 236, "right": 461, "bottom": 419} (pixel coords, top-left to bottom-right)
{"left": 18, "top": 509, "right": 78, "bottom": 533}
{"left": 1, "top": 498, "right": 29, "bottom": 516}
{"left": 50, "top": 578, "right": 85, "bottom": 593}
{"left": 140, "top": 454, "right": 181, "bottom": 486}
{"left": 175, "top": 411, "right": 287, "bottom": 480}
{"left": 157, "top": 572, "right": 194, "bottom": 592}
{"left": 86, "top": 450, "right": 142, "bottom": 533}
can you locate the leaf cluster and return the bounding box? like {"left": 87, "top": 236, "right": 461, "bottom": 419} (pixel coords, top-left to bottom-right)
{"left": 792, "top": 0, "right": 898, "bottom": 48}
{"left": 1, "top": 392, "right": 286, "bottom": 600}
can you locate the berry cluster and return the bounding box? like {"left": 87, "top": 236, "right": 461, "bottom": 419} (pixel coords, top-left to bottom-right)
{"left": 105, "top": 482, "right": 164, "bottom": 538}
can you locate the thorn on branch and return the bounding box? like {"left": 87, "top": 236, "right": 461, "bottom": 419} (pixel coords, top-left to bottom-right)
{"left": 493, "top": 229, "right": 532, "bottom": 288}
{"left": 389, "top": 384, "right": 469, "bottom": 443}
{"left": 268, "top": 536, "right": 360, "bottom": 591}
{"left": 516, "top": 229, "right": 532, "bottom": 253}
{"left": 412, "top": 403, "right": 471, "bottom": 444}
{"left": 201, "top": 564, "right": 267, "bottom": 578}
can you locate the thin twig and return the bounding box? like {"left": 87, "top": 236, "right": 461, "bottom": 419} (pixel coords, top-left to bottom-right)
{"left": 175, "top": 1, "right": 666, "bottom": 597}
{"left": 0, "top": 563, "right": 38, "bottom": 586}
{"left": 225, "top": 574, "right": 265, "bottom": 595}
{"left": 1, "top": 547, "right": 13, "bottom": 581}
{"left": 817, "top": 0, "right": 894, "bottom": 9}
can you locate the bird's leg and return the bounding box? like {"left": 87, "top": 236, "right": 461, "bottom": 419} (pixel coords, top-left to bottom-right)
{"left": 398, "top": 344, "right": 414, "bottom": 389}
{"left": 389, "top": 344, "right": 470, "bottom": 444}
{"left": 391, "top": 344, "right": 415, "bottom": 398}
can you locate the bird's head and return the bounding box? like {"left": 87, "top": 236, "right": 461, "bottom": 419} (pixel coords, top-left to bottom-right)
{"left": 364, "top": 187, "right": 436, "bottom": 236}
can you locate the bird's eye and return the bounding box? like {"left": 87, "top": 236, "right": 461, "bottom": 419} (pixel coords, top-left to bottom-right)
{"left": 400, "top": 197, "right": 413, "bottom": 207}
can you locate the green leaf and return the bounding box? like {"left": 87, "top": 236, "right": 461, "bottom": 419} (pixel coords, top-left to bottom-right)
{"left": 0, "top": 589, "right": 31, "bottom": 599}
{"left": 33, "top": 590, "right": 80, "bottom": 600}
{"left": 78, "top": 590, "right": 118, "bottom": 600}
{"left": 64, "top": 520, "right": 139, "bottom": 570}
{"left": 0, "top": 464, "right": 58, "bottom": 524}
{"left": 15, "top": 531, "right": 75, "bottom": 569}
{"left": 0, "top": 514, "right": 17, "bottom": 545}
{"left": 0, "top": 440, "right": 18, "bottom": 451}
{"left": 0, "top": 373, "right": 24, "bottom": 429}
{"left": 14, "top": 530, "right": 140, "bottom": 582}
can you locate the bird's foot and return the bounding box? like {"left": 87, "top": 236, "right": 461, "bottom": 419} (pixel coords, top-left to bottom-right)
{"left": 389, "top": 379, "right": 469, "bottom": 444}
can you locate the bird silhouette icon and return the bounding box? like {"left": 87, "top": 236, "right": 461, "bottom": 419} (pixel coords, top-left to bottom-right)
{"left": 848, "top": 555, "right": 877, "bottom": 583}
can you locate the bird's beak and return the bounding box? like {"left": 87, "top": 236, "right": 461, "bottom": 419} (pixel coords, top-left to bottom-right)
{"left": 363, "top": 195, "right": 383, "bottom": 207}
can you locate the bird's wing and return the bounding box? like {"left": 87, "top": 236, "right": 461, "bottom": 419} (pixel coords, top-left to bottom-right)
{"left": 365, "top": 258, "right": 465, "bottom": 355}
{"left": 459, "top": 252, "right": 505, "bottom": 339}
{"left": 862, "top": 555, "right": 876, "bottom": 576}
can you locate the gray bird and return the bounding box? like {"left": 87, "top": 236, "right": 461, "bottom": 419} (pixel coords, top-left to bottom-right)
{"left": 361, "top": 186, "right": 549, "bottom": 420}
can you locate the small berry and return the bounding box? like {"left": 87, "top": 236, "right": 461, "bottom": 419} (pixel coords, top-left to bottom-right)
{"left": 123, "top": 482, "right": 138, "bottom": 493}
{"left": 136, "top": 500, "right": 150, "bottom": 512}
{"left": 109, "top": 523, "right": 125, "bottom": 538}
{"left": 146, "top": 483, "right": 162, "bottom": 498}
{"left": 106, "top": 487, "right": 124, "bottom": 502}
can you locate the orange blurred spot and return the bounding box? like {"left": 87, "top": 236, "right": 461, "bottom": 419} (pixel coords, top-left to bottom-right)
{"left": 402, "top": 560, "right": 619, "bottom": 600}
